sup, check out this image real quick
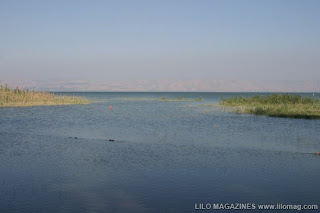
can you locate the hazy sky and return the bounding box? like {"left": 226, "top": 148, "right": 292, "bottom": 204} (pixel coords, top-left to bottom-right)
{"left": 1, "top": 0, "right": 320, "bottom": 81}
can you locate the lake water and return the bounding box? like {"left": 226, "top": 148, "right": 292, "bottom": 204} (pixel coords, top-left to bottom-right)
{"left": 0, "top": 92, "right": 319, "bottom": 213}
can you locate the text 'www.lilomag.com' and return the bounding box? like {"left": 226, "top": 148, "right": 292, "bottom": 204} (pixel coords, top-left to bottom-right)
{"left": 195, "top": 203, "right": 318, "bottom": 211}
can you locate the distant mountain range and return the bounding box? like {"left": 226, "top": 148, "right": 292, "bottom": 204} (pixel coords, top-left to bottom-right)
{"left": 1, "top": 79, "right": 320, "bottom": 92}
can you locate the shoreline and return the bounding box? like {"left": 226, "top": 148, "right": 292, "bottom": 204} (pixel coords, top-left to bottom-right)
{"left": 219, "top": 94, "right": 320, "bottom": 119}
{"left": 0, "top": 85, "right": 90, "bottom": 108}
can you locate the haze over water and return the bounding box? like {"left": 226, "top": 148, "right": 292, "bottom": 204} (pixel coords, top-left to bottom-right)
{"left": 1, "top": 0, "right": 320, "bottom": 83}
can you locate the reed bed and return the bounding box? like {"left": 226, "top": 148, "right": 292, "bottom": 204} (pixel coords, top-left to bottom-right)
{"left": 0, "top": 85, "right": 90, "bottom": 107}
{"left": 219, "top": 94, "right": 320, "bottom": 119}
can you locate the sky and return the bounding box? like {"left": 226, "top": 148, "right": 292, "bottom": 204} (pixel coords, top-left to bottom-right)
{"left": 1, "top": 0, "right": 320, "bottom": 81}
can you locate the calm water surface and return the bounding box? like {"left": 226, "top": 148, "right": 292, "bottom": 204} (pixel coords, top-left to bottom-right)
{"left": 0, "top": 92, "right": 319, "bottom": 212}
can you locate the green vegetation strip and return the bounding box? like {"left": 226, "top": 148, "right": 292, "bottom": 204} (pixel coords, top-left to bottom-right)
{"left": 219, "top": 94, "right": 320, "bottom": 119}
{"left": 160, "top": 96, "right": 203, "bottom": 102}
{"left": 112, "top": 97, "right": 203, "bottom": 102}
{"left": 0, "top": 85, "right": 90, "bottom": 107}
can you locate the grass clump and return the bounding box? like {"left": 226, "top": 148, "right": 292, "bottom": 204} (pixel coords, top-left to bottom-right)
{"left": 195, "top": 97, "right": 203, "bottom": 101}
{"left": 219, "top": 94, "right": 320, "bottom": 119}
{"left": 0, "top": 84, "right": 90, "bottom": 107}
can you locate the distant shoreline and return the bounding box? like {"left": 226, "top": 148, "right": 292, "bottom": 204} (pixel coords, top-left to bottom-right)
{"left": 2, "top": 79, "right": 320, "bottom": 93}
